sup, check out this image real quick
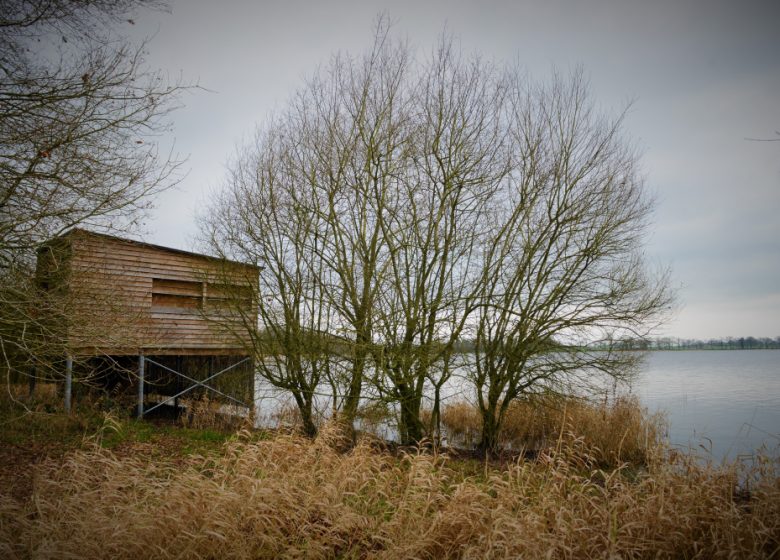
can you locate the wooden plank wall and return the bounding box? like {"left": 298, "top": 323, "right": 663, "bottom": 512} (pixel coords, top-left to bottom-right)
{"left": 60, "top": 230, "right": 258, "bottom": 356}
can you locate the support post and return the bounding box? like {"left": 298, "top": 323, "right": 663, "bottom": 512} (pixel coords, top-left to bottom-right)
{"left": 64, "top": 355, "right": 72, "bottom": 413}
{"left": 174, "top": 355, "right": 182, "bottom": 416}
{"left": 250, "top": 357, "right": 256, "bottom": 426}
{"left": 208, "top": 356, "right": 214, "bottom": 398}
{"left": 137, "top": 351, "right": 145, "bottom": 418}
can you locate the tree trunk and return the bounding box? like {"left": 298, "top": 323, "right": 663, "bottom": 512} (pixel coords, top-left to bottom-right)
{"left": 341, "top": 356, "right": 364, "bottom": 424}
{"left": 397, "top": 385, "right": 424, "bottom": 445}
{"left": 431, "top": 384, "right": 442, "bottom": 447}
{"left": 478, "top": 400, "right": 501, "bottom": 455}
{"left": 293, "top": 391, "right": 318, "bottom": 437}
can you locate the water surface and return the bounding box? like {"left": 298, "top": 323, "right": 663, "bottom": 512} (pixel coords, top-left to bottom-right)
{"left": 253, "top": 350, "right": 780, "bottom": 461}
{"left": 632, "top": 350, "right": 780, "bottom": 461}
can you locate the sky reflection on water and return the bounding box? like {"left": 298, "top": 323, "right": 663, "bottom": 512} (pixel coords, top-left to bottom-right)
{"left": 632, "top": 350, "right": 780, "bottom": 462}
{"left": 254, "top": 350, "right": 780, "bottom": 461}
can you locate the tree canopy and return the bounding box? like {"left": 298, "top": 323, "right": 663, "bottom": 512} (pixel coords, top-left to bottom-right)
{"left": 1, "top": 0, "right": 185, "bottom": 380}
{"left": 203, "top": 24, "right": 674, "bottom": 448}
{"left": 1, "top": 0, "right": 184, "bottom": 270}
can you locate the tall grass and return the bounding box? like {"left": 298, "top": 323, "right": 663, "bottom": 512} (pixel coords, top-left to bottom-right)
{"left": 1, "top": 420, "right": 778, "bottom": 559}
{"left": 438, "top": 395, "right": 665, "bottom": 467}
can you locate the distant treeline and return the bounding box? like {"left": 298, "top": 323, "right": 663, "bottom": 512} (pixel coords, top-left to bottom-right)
{"left": 452, "top": 337, "right": 780, "bottom": 352}
{"left": 597, "top": 336, "right": 780, "bottom": 351}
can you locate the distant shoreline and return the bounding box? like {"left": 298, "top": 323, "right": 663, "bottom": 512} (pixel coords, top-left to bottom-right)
{"left": 609, "top": 347, "right": 780, "bottom": 352}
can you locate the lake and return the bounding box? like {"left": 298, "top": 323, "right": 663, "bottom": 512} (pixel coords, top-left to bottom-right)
{"left": 254, "top": 350, "right": 780, "bottom": 462}
{"left": 631, "top": 350, "right": 780, "bottom": 462}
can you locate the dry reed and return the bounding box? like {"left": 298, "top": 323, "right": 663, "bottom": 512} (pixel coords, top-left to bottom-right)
{"left": 1, "top": 419, "right": 778, "bottom": 559}
{"left": 178, "top": 394, "right": 241, "bottom": 431}
{"left": 439, "top": 395, "right": 665, "bottom": 467}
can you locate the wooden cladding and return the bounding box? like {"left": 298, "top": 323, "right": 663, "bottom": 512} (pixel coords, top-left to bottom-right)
{"left": 152, "top": 278, "right": 203, "bottom": 314}
{"left": 150, "top": 278, "right": 254, "bottom": 315}
{"left": 207, "top": 283, "right": 252, "bottom": 301}
{"left": 38, "top": 229, "right": 259, "bottom": 356}
{"left": 151, "top": 293, "right": 202, "bottom": 313}
{"left": 152, "top": 278, "right": 203, "bottom": 297}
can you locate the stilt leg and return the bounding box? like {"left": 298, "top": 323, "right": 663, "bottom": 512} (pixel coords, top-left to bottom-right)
{"left": 137, "top": 352, "right": 145, "bottom": 418}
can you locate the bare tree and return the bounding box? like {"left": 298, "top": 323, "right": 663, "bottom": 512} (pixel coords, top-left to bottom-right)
{"left": 371, "top": 40, "right": 509, "bottom": 444}
{"left": 1, "top": 0, "right": 186, "bottom": 386}
{"left": 470, "top": 69, "right": 673, "bottom": 452}
{"left": 202, "top": 23, "right": 411, "bottom": 435}
{"left": 1, "top": 0, "right": 184, "bottom": 269}
{"left": 301, "top": 30, "right": 411, "bottom": 427}
{"left": 203, "top": 24, "right": 672, "bottom": 447}
{"left": 201, "top": 123, "right": 339, "bottom": 437}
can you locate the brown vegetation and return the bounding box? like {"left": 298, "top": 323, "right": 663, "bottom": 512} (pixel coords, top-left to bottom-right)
{"left": 1, "top": 390, "right": 779, "bottom": 559}
{"left": 438, "top": 395, "right": 665, "bottom": 468}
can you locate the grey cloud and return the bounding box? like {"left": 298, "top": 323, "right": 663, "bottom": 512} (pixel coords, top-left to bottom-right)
{"left": 133, "top": 0, "right": 780, "bottom": 338}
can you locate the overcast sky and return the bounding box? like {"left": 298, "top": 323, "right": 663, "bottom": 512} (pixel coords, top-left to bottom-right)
{"left": 127, "top": 0, "right": 779, "bottom": 340}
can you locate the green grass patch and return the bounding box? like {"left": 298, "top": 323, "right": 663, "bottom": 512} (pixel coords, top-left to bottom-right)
{"left": 1, "top": 384, "right": 242, "bottom": 460}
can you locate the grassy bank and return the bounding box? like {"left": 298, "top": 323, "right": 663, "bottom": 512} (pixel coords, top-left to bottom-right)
{"left": 1, "top": 386, "right": 779, "bottom": 558}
